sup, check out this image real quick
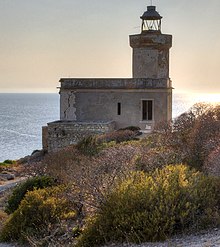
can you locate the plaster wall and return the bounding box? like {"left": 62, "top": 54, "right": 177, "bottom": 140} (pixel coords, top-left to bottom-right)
{"left": 60, "top": 89, "right": 172, "bottom": 130}
{"left": 60, "top": 91, "right": 76, "bottom": 120}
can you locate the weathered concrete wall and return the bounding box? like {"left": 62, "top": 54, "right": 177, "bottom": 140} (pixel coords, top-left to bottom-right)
{"left": 60, "top": 88, "right": 172, "bottom": 130}
{"left": 59, "top": 78, "right": 171, "bottom": 89}
{"left": 132, "top": 48, "right": 169, "bottom": 78}
{"left": 45, "top": 121, "right": 115, "bottom": 152}
{"left": 60, "top": 91, "right": 76, "bottom": 121}
{"left": 130, "top": 33, "right": 172, "bottom": 78}
{"left": 42, "top": 126, "right": 48, "bottom": 151}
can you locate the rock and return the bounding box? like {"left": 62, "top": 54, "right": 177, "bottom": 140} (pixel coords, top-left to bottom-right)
{"left": 0, "top": 172, "right": 15, "bottom": 181}
{"left": 17, "top": 155, "right": 31, "bottom": 164}
{"left": 30, "top": 149, "right": 45, "bottom": 161}
{"left": 18, "top": 150, "right": 45, "bottom": 164}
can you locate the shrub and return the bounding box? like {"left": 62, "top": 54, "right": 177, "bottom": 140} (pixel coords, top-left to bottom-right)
{"left": 76, "top": 135, "right": 100, "bottom": 156}
{"left": 77, "top": 131, "right": 139, "bottom": 156}
{"left": 0, "top": 186, "right": 76, "bottom": 243}
{"left": 147, "top": 103, "right": 220, "bottom": 170}
{"left": 45, "top": 141, "right": 142, "bottom": 215}
{"left": 77, "top": 165, "right": 220, "bottom": 246}
{"left": 0, "top": 211, "right": 8, "bottom": 232}
{"left": 2, "top": 160, "right": 14, "bottom": 165}
{"left": 119, "top": 126, "right": 142, "bottom": 136}
{"left": 98, "top": 130, "right": 138, "bottom": 144}
{"left": 5, "top": 176, "right": 57, "bottom": 214}
{"left": 174, "top": 104, "right": 220, "bottom": 169}
{"left": 0, "top": 160, "right": 15, "bottom": 167}
{"left": 187, "top": 106, "right": 220, "bottom": 169}
{"left": 135, "top": 147, "right": 183, "bottom": 173}
{"left": 203, "top": 145, "right": 220, "bottom": 177}
{"left": 119, "top": 126, "right": 141, "bottom": 131}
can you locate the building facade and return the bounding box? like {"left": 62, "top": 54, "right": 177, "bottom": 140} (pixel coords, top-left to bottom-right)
{"left": 43, "top": 5, "right": 173, "bottom": 152}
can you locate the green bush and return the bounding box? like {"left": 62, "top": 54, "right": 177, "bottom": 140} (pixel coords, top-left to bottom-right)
{"left": 3, "top": 160, "right": 14, "bottom": 165}
{"left": 5, "top": 176, "right": 57, "bottom": 214}
{"left": 0, "top": 186, "right": 76, "bottom": 243}
{"left": 0, "top": 160, "right": 15, "bottom": 167}
{"left": 77, "top": 165, "right": 220, "bottom": 246}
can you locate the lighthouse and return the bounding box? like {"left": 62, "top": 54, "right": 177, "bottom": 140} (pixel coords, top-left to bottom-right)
{"left": 43, "top": 5, "right": 173, "bottom": 152}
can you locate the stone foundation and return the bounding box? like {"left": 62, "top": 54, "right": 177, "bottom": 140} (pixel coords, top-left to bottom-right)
{"left": 42, "top": 121, "right": 115, "bottom": 152}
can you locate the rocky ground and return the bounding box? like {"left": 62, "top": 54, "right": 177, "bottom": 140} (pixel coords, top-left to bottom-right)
{"left": 0, "top": 152, "right": 46, "bottom": 247}
{"left": 104, "top": 228, "right": 220, "bottom": 247}
{"left": 0, "top": 227, "right": 219, "bottom": 247}
{"left": 0, "top": 151, "right": 45, "bottom": 182}
{"left": 0, "top": 244, "right": 23, "bottom": 247}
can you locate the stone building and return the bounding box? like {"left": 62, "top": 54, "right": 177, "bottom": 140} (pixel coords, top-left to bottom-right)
{"left": 42, "top": 5, "right": 173, "bottom": 152}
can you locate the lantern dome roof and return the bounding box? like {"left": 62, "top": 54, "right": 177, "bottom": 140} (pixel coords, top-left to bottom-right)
{"left": 140, "top": 6, "right": 162, "bottom": 20}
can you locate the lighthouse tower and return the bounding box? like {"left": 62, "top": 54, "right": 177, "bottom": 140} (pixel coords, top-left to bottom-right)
{"left": 130, "top": 6, "right": 172, "bottom": 79}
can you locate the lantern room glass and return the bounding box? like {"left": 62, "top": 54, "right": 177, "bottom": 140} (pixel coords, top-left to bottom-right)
{"left": 142, "top": 19, "right": 161, "bottom": 32}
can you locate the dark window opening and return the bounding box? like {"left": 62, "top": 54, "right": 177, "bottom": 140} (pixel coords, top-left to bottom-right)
{"left": 117, "top": 103, "right": 121, "bottom": 115}
{"left": 142, "top": 100, "right": 153, "bottom": 121}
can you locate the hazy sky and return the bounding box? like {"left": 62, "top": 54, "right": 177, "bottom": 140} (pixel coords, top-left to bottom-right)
{"left": 0, "top": 0, "right": 220, "bottom": 93}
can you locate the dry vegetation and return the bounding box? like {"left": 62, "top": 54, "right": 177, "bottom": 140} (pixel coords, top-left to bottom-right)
{"left": 0, "top": 103, "right": 219, "bottom": 246}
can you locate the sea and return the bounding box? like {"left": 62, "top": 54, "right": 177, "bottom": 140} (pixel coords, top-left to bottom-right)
{"left": 0, "top": 92, "right": 219, "bottom": 162}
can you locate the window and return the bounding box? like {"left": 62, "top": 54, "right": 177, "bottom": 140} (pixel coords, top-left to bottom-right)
{"left": 117, "top": 103, "right": 121, "bottom": 115}
{"left": 142, "top": 100, "right": 153, "bottom": 121}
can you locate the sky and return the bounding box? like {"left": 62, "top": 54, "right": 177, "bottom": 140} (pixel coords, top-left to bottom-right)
{"left": 0, "top": 0, "right": 220, "bottom": 93}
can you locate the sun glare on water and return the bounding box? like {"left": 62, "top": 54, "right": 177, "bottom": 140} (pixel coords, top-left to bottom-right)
{"left": 189, "top": 93, "right": 220, "bottom": 105}
{"left": 194, "top": 93, "right": 220, "bottom": 103}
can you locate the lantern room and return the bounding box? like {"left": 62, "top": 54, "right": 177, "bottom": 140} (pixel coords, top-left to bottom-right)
{"left": 141, "top": 6, "right": 162, "bottom": 33}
